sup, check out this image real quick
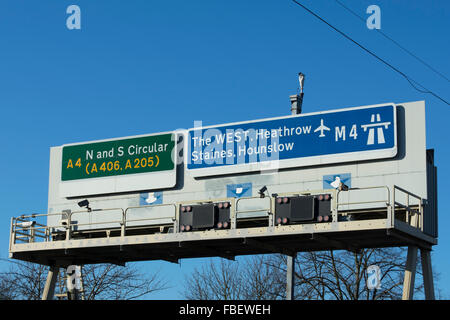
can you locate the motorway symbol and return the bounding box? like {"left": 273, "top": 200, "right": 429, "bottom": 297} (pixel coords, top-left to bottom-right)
{"left": 361, "top": 113, "right": 391, "bottom": 145}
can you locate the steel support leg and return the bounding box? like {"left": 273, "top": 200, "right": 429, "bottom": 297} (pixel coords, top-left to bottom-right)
{"left": 42, "top": 266, "right": 59, "bottom": 300}
{"left": 420, "top": 249, "right": 435, "bottom": 300}
{"left": 402, "top": 246, "right": 418, "bottom": 300}
{"left": 286, "top": 255, "right": 295, "bottom": 300}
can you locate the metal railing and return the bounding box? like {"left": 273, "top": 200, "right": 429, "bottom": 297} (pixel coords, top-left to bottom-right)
{"left": 9, "top": 185, "right": 424, "bottom": 245}
{"left": 336, "top": 185, "right": 391, "bottom": 209}
{"left": 124, "top": 203, "right": 177, "bottom": 236}
{"left": 11, "top": 215, "right": 49, "bottom": 243}
{"left": 392, "top": 185, "right": 423, "bottom": 231}
{"left": 69, "top": 208, "right": 125, "bottom": 239}
{"left": 235, "top": 196, "right": 273, "bottom": 226}
{"left": 336, "top": 185, "right": 423, "bottom": 230}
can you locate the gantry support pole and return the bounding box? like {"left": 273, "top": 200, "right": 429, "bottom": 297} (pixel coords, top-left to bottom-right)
{"left": 402, "top": 246, "right": 418, "bottom": 300}
{"left": 285, "top": 80, "right": 302, "bottom": 301}
{"left": 402, "top": 246, "right": 436, "bottom": 300}
{"left": 420, "top": 249, "right": 435, "bottom": 300}
{"left": 42, "top": 266, "right": 59, "bottom": 300}
{"left": 286, "top": 255, "right": 295, "bottom": 300}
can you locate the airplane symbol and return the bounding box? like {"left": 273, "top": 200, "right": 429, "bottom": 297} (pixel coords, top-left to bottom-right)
{"left": 314, "top": 119, "right": 331, "bottom": 137}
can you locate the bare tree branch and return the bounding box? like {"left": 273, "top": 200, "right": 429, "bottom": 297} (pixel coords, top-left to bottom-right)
{"left": 0, "top": 259, "right": 168, "bottom": 300}
{"left": 182, "top": 247, "right": 441, "bottom": 300}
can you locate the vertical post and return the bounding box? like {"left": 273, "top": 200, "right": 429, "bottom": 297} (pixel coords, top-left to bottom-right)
{"left": 402, "top": 246, "right": 418, "bottom": 300}
{"left": 29, "top": 226, "right": 35, "bottom": 243}
{"left": 290, "top": 72, "right": 305, "bottom": 115}
{"left": 286, "top": 255, "right": 295, "bottom": 300}
{"left": 290, "top": 94, "right": 303, "bottom": 115}
{"left": 406, "top": 194, "right": 410, "bottom": 224}
{"left": 231, "top": 198, "right": 237, "bottom": 230}
{"left": 286, "top": 81, "right": 301, "bottom": 300}
{"left": 388, "top": 186, "right": 395, "bottom": 228}
{"left": 268, "top": 197, "right": 275, "bottom": 227}
{"left": 121, "top": 209, "right": 126, "bottom": 237}
{"left": 62, "top": 209, "right": 72, "bottom": 241}
{"left": 42, "top": 266, "right": 59, "bottom": 300}
{"left": 331, "top": 189, "right": 338, "bottom": 223}
{"left": 419, "top": 198, "right": 424, "bottom": 232}
{"left": 79, "top": 265, "right": 86, "bottom": 300}
{"left": 174, "top": 204, "right": 180, "bottom": 233}
{"left": 9, "top": 218, "right": 15, "bottom": 252}
{"left": 420, "top": 249, "right": 435, "bottom": 300}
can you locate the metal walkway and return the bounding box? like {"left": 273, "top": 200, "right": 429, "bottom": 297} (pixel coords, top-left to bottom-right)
{"left": 9, "top": 185, "right": 437, "bottom": 267}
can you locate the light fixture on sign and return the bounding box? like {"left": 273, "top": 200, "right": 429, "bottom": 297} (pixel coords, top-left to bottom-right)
{"left": 78, "top": 199, "right": 92, "bottom": 212}
{"left": 330, "top": 177, "right": 349, "bottom": 191}
{"left": 298, "top": 72, "right": 305, "bottom": 94}
{"left": 258, "top": 186, "right": 268, "bottom": 198}
{"left": 18, "top": 221, "right": 36, "bottom": 228}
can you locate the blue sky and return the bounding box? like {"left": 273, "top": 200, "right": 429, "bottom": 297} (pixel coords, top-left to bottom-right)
{"left": 0, "top": 1, "right": 448, "bottom": 299}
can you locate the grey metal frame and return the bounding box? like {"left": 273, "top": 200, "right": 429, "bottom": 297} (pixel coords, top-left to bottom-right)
{"left": 10, "top": 185, "right": 436, "bottom": 250}
{"left": 9, "top": 184, "right": 436, "bottom": 300}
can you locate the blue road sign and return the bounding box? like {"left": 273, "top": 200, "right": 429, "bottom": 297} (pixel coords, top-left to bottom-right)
{"left": 227, "top": 183, "right": 253, "bottom": 198}
{"left": 139, "top": 192, "right": 163, "bottom": 206}
{"left": 187, "top": 104, "right": 397, "bottom": 176}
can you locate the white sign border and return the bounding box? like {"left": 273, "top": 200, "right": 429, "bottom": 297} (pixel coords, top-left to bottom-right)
{"left": 59, "top": 131, "right": 178, "bottom": 197}
{"left": 185, "top": 103, "right": 398, "bottom": 178}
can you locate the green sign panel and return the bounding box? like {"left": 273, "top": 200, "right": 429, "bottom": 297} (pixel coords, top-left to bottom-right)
{"left": 62, "top": 133, "right": 175, "bottom": 181}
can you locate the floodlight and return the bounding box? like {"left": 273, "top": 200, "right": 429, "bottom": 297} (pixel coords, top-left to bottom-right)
{"left": 330, "top": 177, "right": 349, "bottom": 191}
{"left": 18, "top": 221, "right": 36, "bottom": 228}
{"left": 339, "top": 183, "right": 349, "bottom": 191}
{"left": 78, "top": 199, "right": 91, "bottom": 212}
{"left": 298, "top": 72, "right": 305, "bottom": 93}
{"left": 330, "top": 177, "right": 341, "bottom": 189}
{"left": 258, "top": 186, "right": 268, "bottom": 198}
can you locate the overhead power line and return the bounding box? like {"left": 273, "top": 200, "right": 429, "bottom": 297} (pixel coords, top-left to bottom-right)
{"left": 334, "top": 0, "right": 450, "bottom": 83}
{"left": 291, "top": 0, "right": 450, "bottom": 106}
